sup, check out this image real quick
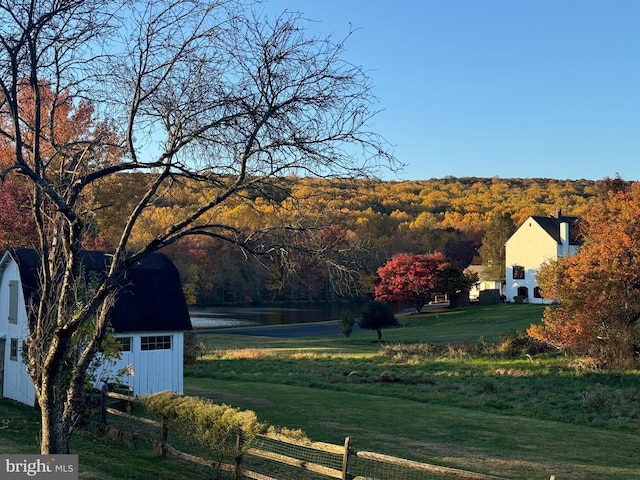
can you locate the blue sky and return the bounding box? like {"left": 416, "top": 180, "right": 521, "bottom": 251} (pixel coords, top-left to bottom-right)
{"left": 262, "top": 1, "right": 640, "bottom": 181}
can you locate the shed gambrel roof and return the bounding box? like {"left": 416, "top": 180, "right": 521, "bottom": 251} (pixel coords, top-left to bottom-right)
{"left": 9, "top": 248, "right": 192, "bottom": 333}
{"left": 528, "top": 215, "right": 580, "bottom": 245}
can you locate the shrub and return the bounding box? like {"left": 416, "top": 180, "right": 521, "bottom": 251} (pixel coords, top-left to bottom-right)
{"left": 358, "top": 301, "right": 398, "bottom": 341}
{"left": 487, "top": 330, "right": 553, "bottom": 356}
{"left": 338, "top": 311, "right": 357, "bottom": 337}
{"left": 265, "top": 426, "right": 310, "bottom": 444}
{"left": 143, "top": 392, "right": 264, "bottom": 463}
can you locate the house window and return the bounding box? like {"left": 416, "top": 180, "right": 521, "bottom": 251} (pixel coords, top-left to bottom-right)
{"left": 8, "top": 280, "right": 19, "bottom": 324}
{"left": 517, "top": 286, "right": 529, "bottom": 298}
{"left": 141, "top": 335, "right": 172, "bottom": 351}
{"left": 9, "top": 338, "right": 18, "bottom": 361}
{"left": 533, "top": 287, "right": 542, "bottom": 299}
{"left": 512, "top": 266, "right": 525, "bottom": 280}
{"left": 117, "top": 337, "right": 132, "bottom": 352}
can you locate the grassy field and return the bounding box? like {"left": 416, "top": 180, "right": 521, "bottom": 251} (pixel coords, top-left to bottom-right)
{"left": 0, "top": 398, "right": 216, "bottom": 479}
{"left": 185, "top": 303, "right": 640, "bottom": 480}
{"left": 1, "top": 303, "right": 639, "bottom": 479}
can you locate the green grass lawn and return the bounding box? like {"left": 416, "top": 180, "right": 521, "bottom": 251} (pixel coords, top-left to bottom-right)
{"left": 185, "top": 303, "right": 640, "bottom": 480}
{"left": 0, "top": 399, "right": 216, "bottom": 479}
{"left": 2, "top": 303, "right": 639, "bottom": 479}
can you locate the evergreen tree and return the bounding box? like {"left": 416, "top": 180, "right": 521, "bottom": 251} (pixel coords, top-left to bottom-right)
{"left": 479, "top": 213, "right": 516, "bottom": 282}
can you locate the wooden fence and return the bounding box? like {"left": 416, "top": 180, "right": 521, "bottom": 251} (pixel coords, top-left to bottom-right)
{"left": 98, "top": 391, "right": 519, "bottom": 480}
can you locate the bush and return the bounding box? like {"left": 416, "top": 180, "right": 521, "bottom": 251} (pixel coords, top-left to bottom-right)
{"left": 143, "top": 392, "right": 264, "bottom": 463}
{"left": 358, "top": 301, "right": 398, "bottom": 341}
{"left": 265, "top": 426, "right": 310, "bottom": 444}
{"left": 338, "top": 311, "right": 357, "bottom": 337}
{"left": 487, "top": 330, "right": 554, "bottom": 356}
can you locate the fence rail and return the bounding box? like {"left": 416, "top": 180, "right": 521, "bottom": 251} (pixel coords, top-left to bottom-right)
{"left": 98, "top": 391, "right": 519, "bottom": 480}
{"left": 353, "top": 451, "right": 509, "bottom": 480}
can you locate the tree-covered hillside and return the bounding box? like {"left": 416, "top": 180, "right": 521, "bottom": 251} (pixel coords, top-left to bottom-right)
{"left": 126, "top": 176, "right": 600, "bottom": 304}
{"left": 1, "top": 174, "right": 600, "bottom": 304}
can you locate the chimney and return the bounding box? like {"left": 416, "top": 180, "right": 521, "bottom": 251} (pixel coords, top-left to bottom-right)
{"left": 550, "top": 209, "right": 562, "bottom": 219}
{"left": 559, "top": 220, "right": 570, "bottom": 255}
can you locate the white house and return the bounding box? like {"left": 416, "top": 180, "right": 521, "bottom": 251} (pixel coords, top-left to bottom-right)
{"left": 466, "top": 265, "right": 502, "bottom": 302}
{"left": 505, "top": 210, "right": 580, "bottom": 304}
{"left": 0, "top": 248, "right": 192, "bottom": 406}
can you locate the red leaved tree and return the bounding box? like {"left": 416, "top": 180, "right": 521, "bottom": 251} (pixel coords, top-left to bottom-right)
{"left": 0, "top": 81, "right": 119, "bottom": 250}
{"left": 0, "top": 181, "right": 38, "bottom": 249}
{"left": 374, "top": 252, "right": 450, "bottom": 312}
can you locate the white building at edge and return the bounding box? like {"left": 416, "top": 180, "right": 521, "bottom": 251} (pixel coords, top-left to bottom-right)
{"left": 505, "top": 210, "right": 580, "bottom": 304}
{"left": 0, "top": 248, "right": 192, "bottom": 407}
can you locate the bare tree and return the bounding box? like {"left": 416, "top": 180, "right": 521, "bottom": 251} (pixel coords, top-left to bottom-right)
{"left": 0, "top": 0, "right": 396, "bottom": 453}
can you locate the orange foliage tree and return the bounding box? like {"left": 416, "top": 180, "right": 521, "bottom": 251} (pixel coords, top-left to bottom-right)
{"left": 0, "top": 81, "right": 120, "bottom": 249}
{"left": 529, "top": 180, "right": 640, "bottom": 368}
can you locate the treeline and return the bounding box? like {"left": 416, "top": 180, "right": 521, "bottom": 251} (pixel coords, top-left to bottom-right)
{"left": 115, "top": 176, "right": 597, "bottom": 305}
{"left": 1, "top": 174, "right": 599, "bottom": 305}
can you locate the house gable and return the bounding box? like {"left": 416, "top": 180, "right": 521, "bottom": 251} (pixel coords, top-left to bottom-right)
{"left": 0, "top": 251, "right": 36, "bottom": 405}
{"left": 504, "top": 210, "right": 581, "bottom": 304}
{"left": 506, "top": 217, "right": 559, "bottom": 264}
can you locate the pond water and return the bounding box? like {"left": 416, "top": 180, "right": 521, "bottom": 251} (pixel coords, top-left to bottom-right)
{"left": 189, "top": 303, "right": 364, "bottom": 329}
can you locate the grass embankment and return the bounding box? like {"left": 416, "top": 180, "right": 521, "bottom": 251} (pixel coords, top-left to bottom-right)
{"left": 186, "top": 303, "right": 640, "bottom": 480}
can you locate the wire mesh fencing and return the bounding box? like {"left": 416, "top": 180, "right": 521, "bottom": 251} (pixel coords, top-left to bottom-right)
{"left": 98, "top": 392, "right": 514, "bottom": 480}
{"left": 241, "top": 435, "right": 511, "bottom": 480}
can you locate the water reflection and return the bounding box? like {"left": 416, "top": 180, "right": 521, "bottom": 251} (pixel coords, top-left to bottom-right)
{"left": 189, "top": 303, "right": 363, "bottom": 329}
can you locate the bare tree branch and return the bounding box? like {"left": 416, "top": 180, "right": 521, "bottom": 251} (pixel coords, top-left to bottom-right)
{"left": 0, "top": 0, "right": 397, "bottom": 454}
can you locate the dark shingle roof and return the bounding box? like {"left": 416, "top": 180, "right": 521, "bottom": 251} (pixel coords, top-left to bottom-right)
{"left": 11, "top": 248, "right": 192, "bottom": 333}
{"left": 530, "top": 215, "right": 580, "bottom": 245}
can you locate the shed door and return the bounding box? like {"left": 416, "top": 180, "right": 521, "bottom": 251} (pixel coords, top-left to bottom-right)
{"left": 0, "top": 338, "right": 5, "bottom": 398}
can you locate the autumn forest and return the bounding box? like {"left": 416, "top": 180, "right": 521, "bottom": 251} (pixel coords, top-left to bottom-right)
{"left": 0, "top": 173, "right": 600, "bottom": 305}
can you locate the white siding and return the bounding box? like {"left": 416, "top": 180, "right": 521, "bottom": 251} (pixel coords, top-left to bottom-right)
{"left": 0, "top": 256, "right": 36, "bottom": 406}
{"left": 99, "top": 331, "right": 185, "bottom": 396}
{"left": 505, "top": 218, "right": 558, "bottom": 304}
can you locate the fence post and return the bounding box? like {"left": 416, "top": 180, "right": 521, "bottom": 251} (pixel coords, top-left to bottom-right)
{"left": 158, "top": 416, "right": 169, "bottom": 459}
{"left": 100, "top": 384, "right": 108, "bottom": 430}
{"left": 234, "top": 428, "right": 244, "bottom": 480}
{"left": 342, "top": 436, "right": 353, "bottom": 480}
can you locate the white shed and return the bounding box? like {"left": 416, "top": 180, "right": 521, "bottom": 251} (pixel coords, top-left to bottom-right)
{"left": 0, "top": 248, "right": 192, "bottom": 406}
{"left": 0, "top": 252, "right": 35, "bottom": 406}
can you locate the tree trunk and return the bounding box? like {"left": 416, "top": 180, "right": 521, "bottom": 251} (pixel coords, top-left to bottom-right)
{"left": 33, "top": 327, "right": 87, "bottom": 454}
{"left": 415, "top": 296, "right": 426, "bottom": 313}
{"left": 38, "top": 390, "right": 72, "bottom": 454}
